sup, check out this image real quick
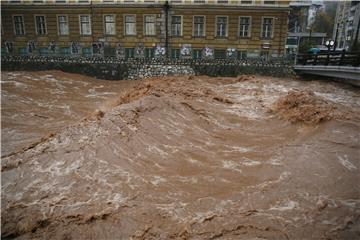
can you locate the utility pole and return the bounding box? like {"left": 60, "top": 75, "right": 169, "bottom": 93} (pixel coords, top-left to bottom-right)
{"left": 352, "top": 15, "right": 360, "bottom": 51}
{"left": 164, "top": 1, "right": 170, "bottom": 58}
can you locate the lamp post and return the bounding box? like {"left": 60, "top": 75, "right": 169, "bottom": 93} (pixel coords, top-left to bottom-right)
{"left": 333, "top": 22, "right": 339, "bottom": 51}
{"left": 325, "top": 39, "right": 334, "bottom": 65}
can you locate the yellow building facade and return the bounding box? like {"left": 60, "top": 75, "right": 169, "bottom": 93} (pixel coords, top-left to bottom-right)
{"left": 1, "top": 0, "right": 290, "bottom": 59}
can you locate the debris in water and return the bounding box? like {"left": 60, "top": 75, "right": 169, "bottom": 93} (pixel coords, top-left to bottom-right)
{"left": 270, "top": 90, "right": 336, "bottom": 124}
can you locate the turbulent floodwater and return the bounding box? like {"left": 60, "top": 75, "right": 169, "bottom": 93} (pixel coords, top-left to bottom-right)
{"left": 1, "top": 71, "right": 360, "bottom": 239}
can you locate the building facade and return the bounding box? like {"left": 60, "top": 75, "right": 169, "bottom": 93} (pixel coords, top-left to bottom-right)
{"left": 286, "top": 0, "right": 326, "bottom": 54}
{"left": 1, "top": 0, "right": 290, "bottom": 59}
{"left": 333, "top": 0, "right": 360, "bottom": 51}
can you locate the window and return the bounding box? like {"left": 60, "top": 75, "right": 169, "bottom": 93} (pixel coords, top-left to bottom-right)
{"left": 104, "top": 47, "right": 116, "bottom": 57}
{"left": 125, "top": 15, "right": 136, "bottom": 36}
{"left": 194, "top": 0, "right": 205, "bottom": 3}
{"left": 35, "top": 16, "right": 47, "bottom": 35}
{"left": 125, "top": 48, "right": 134, "bottom": 59}
{"left": 82, "top": 47, "right": 92, "bottom": 56}
{"left": 241, "top": 0, "right": 252, "bottom": 4}
{"left": 79, "top": 15, "right": 91, "bottom": 35}
{"left": 238, "top": 50, "right": 247, "bottom": 59}
{"left": 145, "top": 48, "right": 154, "bottom": 58}
{"left": 239, "top": 17, "right": 251, "bottom": 38}
{"left": 144, "top": 0, "right": 155, "bottom": 2}
{"left": 103, "top": 0, "right": 114, "bottom": 2}
{"left": 217, "top": 0, "right": 228, "bottom": 3}
{"left": 260, "top": 51, "right": 269, "bottom": 61}
{"left": 264, "top": 0, "right": 275, "bottom": 4}
{"left": 13, "top": 15, "right": 25, "bottom": 35}
{"left": 193, "top": 16, "right": 205, "bottom": 37}
{"left": 193, "top": 49, "right": 201, "bottom": 59}
{"left": 171, "top": 49, "right": 180, "bottom": 59}
{"left": 55, "top": 0, "right": 67, "bottom": 3}
{"left": 171, "top": 16, "right": 182, "bottom": 37}
{"left": 57, "top": 15, "right": 69, "bottom": 35}
{"left": 33, "top": 0, "right": 43, "bottom": 3}
{"left": 171, "top": 0, "right": 183, "bottom": 3}
{"left": 216, "top": 16, "right": 227, "bottom": 37}
{"left": 144, "top": 15, "right": 156, "bottom": 36}
{"left": 104, "top": 15, "right": 115, "bottom": 35}
{"left": 262, "top": 17, "right": 273, "bottom": 39}
{"left": 78, "top": 0, "right": 90, "bottom": 3}
{"left": 214, "top": 49, "right": 226, "bottom": 59}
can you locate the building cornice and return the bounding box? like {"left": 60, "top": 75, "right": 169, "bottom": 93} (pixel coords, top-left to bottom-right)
{"left": 1, "top": 4, "right": 291, "bottom": 11}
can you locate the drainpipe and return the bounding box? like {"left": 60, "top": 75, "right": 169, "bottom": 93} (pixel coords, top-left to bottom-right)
{"left": 164, "top": 1, "right": 170, "bottom": 58}
{"left": 278, "top": 14, "right": 284, "bottom": 58}
{"left": 90, "top": 0, "right": 95, "bottom": 44}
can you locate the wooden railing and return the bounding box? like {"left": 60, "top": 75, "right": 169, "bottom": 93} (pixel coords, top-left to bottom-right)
{"left": 296, "top": 51, "right": 360, "bottom": 67}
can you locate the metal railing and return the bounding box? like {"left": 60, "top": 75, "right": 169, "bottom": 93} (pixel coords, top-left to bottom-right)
{"left": 296, "top": 51, "right": 360, "bottom": 67}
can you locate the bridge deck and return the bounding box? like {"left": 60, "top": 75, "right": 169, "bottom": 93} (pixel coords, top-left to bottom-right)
{"left": 295, "top": 51, "right": 360, "bottom": 81}
{"left": 294, "top": 65, "right": 360, "bottom": 81}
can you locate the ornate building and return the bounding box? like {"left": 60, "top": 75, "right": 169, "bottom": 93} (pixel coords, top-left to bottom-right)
{"left": 1, "top": 0, "right": 290, "bottom": 59}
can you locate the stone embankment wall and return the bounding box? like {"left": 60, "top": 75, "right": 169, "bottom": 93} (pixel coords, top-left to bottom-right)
{"left": 1, "top": 56, "right": 296, "bottom": 80}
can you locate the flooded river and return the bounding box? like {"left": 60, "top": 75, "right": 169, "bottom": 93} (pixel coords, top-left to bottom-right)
{"left": 1, "top": 71, "right": 360, "bottom": 239}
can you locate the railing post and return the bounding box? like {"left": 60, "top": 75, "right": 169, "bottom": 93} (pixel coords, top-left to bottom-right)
{"left": 339, "top": 49, "right": 345, "bottom": 66}
{"left": 356, "top": 52, "right": 360, "bottom": 67}
{"left": 313, "top": 53, "right": 318, "bottom": 65}
{"left": 326, "top": 50, "right": 330, "bottom": 66}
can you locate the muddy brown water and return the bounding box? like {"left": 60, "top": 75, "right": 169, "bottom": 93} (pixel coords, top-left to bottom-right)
{"left": 1, "top": 71, "right": 360, "bottom": 239}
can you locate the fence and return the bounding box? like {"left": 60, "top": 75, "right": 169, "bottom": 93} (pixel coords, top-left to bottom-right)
{"left": 296, "top": 51, "right": 360, "bottom": 67}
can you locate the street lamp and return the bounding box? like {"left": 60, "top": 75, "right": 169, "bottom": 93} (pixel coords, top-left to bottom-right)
{"left": 325, "top": 40, "right": 335, "bottom": 50}
{"left": 325, "top": 40, "right": 334, "bottom": 65}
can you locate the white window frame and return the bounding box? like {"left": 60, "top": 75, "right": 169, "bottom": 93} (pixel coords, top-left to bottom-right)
{"left": 238, "top": 16, "right": 251, "bottom": 38}
{"left": 215, "top": 15, "right": 228, "bottom": 38}
{"left": 34, "top": 15, "right": 47, "bottom": 35}
{"left": 193, "top": 15, "right": 206, "bottom": 37}
{"left": 57, "top": 14, "right": 69, "bottom": 36}
{"left": 12, "top": 14, "right": 25, "bottom": 35}
{"left": 124, "top": 14, "right": 136, "bottom": 36}
{"left": 103, "top": 14, "right": 116, "bottom": 35}
{"left": 143, "top": 14, "right": 156, "bottom": 36}
{"left": 171, "top": 15, "right": 183, "bottom": 37}
{"left": 79, "top": 14, "right": 91, "bottom": 35}
{"left": 261, "top": 16, "right": 274, "bottom": 39}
